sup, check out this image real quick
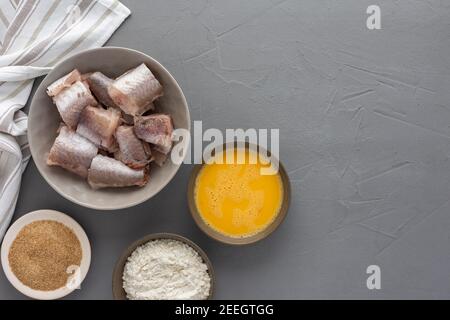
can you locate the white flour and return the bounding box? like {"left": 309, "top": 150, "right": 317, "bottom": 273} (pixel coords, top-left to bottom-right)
{"left": 122, "top": 239, "right": 211, "bottom": 300}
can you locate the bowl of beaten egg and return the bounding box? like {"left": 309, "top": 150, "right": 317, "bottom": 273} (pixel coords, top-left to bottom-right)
{"left": 187, "top": 143, "right": 291, "bottom": 245}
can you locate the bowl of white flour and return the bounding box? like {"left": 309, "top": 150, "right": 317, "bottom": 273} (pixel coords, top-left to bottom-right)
{"left": 112, "top": 233, "right": 214, "bottom": 300}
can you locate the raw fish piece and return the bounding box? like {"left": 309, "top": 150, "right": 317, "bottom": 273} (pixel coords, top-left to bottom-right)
{"left": 141, "top": 103, "right": 155, "bottom": 115}
{"left": 46, "top": 69, "right": 81, "bottom": 96}
{"left": 134, "top": 114, "right": 173, "bottom": 154}
{"left": 47, "top": 126, "right": 98, "bottom": 178}
{"left": 80, "top": 72, "right": 93, "bottom": 81}
{"left": 86, "top": 72, "right": 119, "bottom": 108}
{"left": 115, "top": 125, "right": 151, "bottom": 169}
{"left": 52, "top": 81, "right": 97, "bottom": 129}
{"left": 150, "top": 146, "right": 168, "bottom": 166}
{"left": 87, "top": 155, "right": 148, "bottom": 189}
{"left": 76, "top": 105, "right": 121, "bottom": 152}
{"left": 108, "top": 63, "right": 162, "bottom": 115}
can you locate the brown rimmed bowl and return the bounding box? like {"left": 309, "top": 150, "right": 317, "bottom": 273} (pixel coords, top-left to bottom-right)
{"left": 112, "top": 233, "right": 215, "bottom": 300}
{"left": 187, "top": 142, "right": 291, "bottom": 245}
{"left": 0, "top": 210, "right": 91, "bottom": 300}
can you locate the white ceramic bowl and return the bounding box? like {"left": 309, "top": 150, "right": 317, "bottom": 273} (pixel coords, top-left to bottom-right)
{"left": 1, "top": 210, "right": 91, "bottom": 300}
{"left": 28, "top": 47, "right": 190, "bottom": 210}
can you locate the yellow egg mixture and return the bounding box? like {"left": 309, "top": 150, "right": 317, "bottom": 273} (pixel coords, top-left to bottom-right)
{"left": 194, "top": 148, "right": 283, "bottom": 238}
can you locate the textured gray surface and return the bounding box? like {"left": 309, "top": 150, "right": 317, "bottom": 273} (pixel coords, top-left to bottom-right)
{"left": 1, "top": 0, "right": 450, "bottom": 299}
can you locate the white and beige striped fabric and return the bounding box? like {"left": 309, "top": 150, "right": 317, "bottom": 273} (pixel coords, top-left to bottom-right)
{"left": 0, "top": 0, "right": 130, "bottom": 239}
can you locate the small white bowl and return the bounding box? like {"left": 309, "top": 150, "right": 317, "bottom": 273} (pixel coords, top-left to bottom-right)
{"left": 0, "top": 210, "right": 91, "bottom": 300}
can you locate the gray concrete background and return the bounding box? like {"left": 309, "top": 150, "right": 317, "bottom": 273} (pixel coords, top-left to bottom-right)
{"left": 1, "top": 0, "right": 450, "bottom": 299}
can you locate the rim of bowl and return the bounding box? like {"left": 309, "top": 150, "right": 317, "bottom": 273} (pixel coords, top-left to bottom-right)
{"left": 187, "top": 142, "right": 291, "bottom": 245}
{"left": 0, "top": 210, "right": 91, "bottom": 300}
{"left": 28, "top": 47, "right": 191, "bottom": 210}
{"left": 112, "top": 233, "right": 215, "bottom": 300}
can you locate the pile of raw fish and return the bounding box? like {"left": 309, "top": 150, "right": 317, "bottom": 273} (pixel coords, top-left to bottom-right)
{"left": 46, "top": 63, "right": 173, "bottom": 189}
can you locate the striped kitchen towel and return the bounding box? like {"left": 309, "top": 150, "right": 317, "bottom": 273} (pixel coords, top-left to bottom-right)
{"left": 0, "top": 0, "right": 130, "bottom": 239}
